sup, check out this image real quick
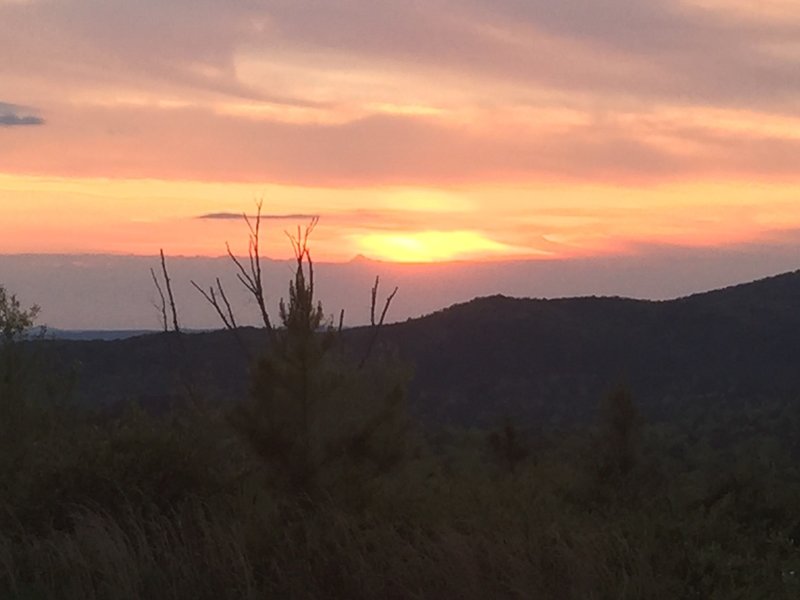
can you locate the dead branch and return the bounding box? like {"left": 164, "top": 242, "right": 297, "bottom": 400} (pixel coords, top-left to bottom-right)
{"left": 226, "top": 200, "right": 273, "bottom": 336}
{"left": 150, "top": 267, "right": 168, "bottom": 333}
{"left": 191, "top": 277, "right": 252, "bottom": 359}
{"left": 215, "top": 278, "right": 238, "bottom": 330}
{"left": 191, "top": 280, "right": 233, "bottom": 330}
{"left": 359, "top": 276, "right": 398, "bottom": 369}
{"left": 286, "top": 217, "right": 319, "bottom": 263}
{"left": 285, "top": 216, "right": 320, "bottom": 316}
{"left": 370, "top": 277, "right": 379, "bottom": 326}
{"left": 152, "top": 249, "right": 200, "bottom": 405}
{"left": 378, "top": 286, "right": 399, "bottom": 327}
{"left": 159, "top": 249, "right": 181, "bottom": 334}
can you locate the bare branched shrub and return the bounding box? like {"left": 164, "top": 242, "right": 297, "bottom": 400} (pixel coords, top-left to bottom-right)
{"left": 150, "top": 249, "right": 181, "bottom": 334}
{"left": 359, "top": 276, "right": 398, "bottom": 369}
{"left": 190, "top": 200, "right": 276, "bottom": 356}
{"left": 225, "top": 200, "right": 274, "bottom": 335}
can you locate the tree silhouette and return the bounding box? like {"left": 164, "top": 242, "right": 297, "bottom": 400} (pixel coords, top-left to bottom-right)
{"left": 0, "top": 286, "right": 42, "bottom": 479}
{"left": 228, "top": 222, "right": 408, "bottom": 497}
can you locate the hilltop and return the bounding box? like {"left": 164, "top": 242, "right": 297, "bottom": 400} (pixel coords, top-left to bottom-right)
{"left": 37, "top": 269, "right": 800, "bottom": 426}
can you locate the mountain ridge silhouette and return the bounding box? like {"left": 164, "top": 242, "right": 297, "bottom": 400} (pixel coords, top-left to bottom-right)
{"left": 36, "top": 268, "right": 800, "bottom": 426}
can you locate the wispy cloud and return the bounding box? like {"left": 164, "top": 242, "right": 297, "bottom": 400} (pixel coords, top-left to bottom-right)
{"left": 1, "top": 1, "right": 799, "bottom": 186}
{"left": 6, "top": 104, "right": 800, "bottom": 186}
{"left": 198, "top": 212, "right": 318, "bottom": 221}
{"left": 3, "top": 1, "right": 799, "bottom": 110}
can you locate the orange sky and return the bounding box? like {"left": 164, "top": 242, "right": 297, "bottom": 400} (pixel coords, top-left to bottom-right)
{"left": 2, "top": 0, "right": 800, "bottom": 264}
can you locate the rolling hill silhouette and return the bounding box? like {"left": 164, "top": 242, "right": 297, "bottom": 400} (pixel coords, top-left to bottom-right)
{"left": 38, "top": 269, "right": 800, "bottom": 426}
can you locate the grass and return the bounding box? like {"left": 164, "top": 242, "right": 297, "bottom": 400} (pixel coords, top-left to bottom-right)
{"left": 2, "top": 425, "right": 799, "bottom": 600}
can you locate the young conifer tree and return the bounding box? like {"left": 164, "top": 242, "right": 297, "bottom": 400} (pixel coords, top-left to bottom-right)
{"left": 227, "top": 220, "right": 408, "bottom": 498}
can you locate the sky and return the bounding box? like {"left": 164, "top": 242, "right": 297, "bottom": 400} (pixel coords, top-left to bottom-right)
{"left": 1, "top": 0, "right": 800, "bottom": 327}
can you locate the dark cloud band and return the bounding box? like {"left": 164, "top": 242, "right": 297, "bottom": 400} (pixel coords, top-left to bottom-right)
{"left": 0, "top": 114, "right": 44, "bottom": 127}
{"left": 0, "top": 102, "right": 44, "bottom": 127}
{"left": 198, "top": 212, "right": 319, "bottom": 221}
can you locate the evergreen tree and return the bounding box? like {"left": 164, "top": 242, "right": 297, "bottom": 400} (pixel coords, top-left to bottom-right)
{"left": 229, "top": 228, "right": 408, "bottom": 498}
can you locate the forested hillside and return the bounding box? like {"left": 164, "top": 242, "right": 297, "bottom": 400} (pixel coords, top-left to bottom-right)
{"left": 38, "top": 269, "right": 800, "bottom": 426}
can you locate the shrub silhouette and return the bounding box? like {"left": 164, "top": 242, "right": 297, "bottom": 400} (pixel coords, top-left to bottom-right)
{"left": 0, "top": 284, "right": 39, "bottom": 396}
{"left": 228, "top": 229, "right": 408, "bottom": 498}
{"left": 0, "top": 286, "right": 42, "bottom": 483}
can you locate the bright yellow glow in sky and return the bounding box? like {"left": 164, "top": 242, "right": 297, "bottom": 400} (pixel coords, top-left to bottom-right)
{"left": 2, "top": 174, "right": 800, "bottom": 262}
{"left": 356, "top": 231, "right": 531, "bottom": 263}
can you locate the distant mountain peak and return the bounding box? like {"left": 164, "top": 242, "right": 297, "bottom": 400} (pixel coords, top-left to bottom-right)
{"left": 349, "top": 254, "right": 381, "bottom": 264}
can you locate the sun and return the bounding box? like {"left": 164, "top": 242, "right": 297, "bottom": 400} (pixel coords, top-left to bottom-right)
{"left": 356, "top": 230, "right": 519, "bottom": 263}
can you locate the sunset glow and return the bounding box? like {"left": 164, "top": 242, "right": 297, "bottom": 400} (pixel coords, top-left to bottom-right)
{"left": 2, "top": 173, "right": 800, "bottom": 262}
{"left": 2, "top": 0, "right": 800, "bottom": 266}
{"left": 356, "top": 231, "right": 532, "bottom": 263}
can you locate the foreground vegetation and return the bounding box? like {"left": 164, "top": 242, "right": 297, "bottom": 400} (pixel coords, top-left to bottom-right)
{"left": 2, "top": 383, "right": 799, "bottom": 599}
{"left": 2, "top": 218, "right": 799, "bottom": 598}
